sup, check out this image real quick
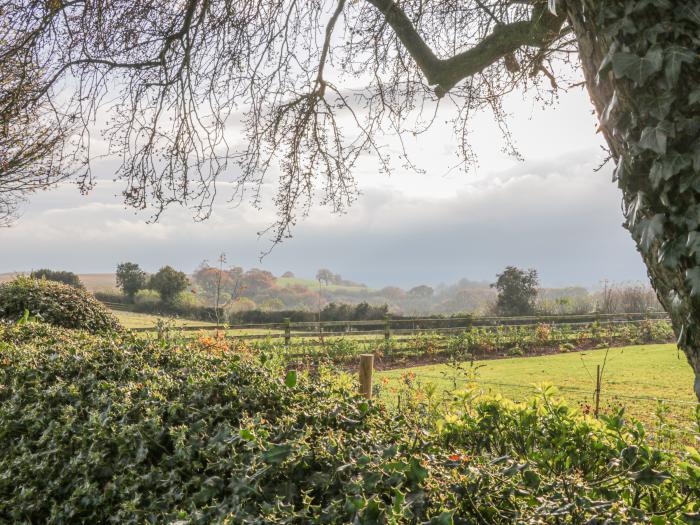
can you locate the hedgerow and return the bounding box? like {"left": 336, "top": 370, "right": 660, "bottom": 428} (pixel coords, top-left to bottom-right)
{"left": 0, "top": 322, "right": 698, "bottom": 523}
{"left": 0, "top": 276, "right": 122, "bottom": 333}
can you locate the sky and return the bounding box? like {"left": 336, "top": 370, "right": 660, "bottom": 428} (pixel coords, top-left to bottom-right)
{"left": 0, "top": 86, "right": 648, "bottom": 289}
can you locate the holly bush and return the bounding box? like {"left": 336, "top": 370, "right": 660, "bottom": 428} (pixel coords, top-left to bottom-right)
{"left": 0, "top": 322, "right": 698, "bottom": 523}
{"left": 0, "top": 276, "right": 122, "bottom": 333}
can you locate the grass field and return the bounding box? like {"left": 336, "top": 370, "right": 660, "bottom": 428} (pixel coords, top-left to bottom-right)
{"left": 378, "top": 344, "right": 698, "bottom": 428}
{"left": 276, "top": 276, "right": 374, "bottom": 293}
{"left": 112, "top": 310, "right": 283, "bottom": 336}
{"left": 0, "top": 272, "right": 118, "bottom": 292}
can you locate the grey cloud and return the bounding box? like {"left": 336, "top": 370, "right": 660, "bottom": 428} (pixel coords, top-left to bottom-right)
{"left": 0, "top": 148, "right": 645, "bottom": 290}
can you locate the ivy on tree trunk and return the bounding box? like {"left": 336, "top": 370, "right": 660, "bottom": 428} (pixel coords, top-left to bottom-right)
{"left": 566, "top": 0, "right": 700, "bottom": 400}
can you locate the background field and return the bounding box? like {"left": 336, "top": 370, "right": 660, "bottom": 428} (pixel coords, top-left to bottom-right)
{"left": 0, "top": 272, "right": 118, "bottom": 292}
{"left": 378, "top": 344, "right": 698, "bottom": 428}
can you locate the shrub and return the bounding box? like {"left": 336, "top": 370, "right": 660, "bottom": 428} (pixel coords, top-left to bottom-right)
{"left": 0, "top": 323, "right": 698, "bottom": 523}
{"left": 0, "top": 277, "right": 121, "bottom": 332}
{"left": 29, "top": 268, "right": 84, "bottom": 289}
{"left": 560, "top": 342, "right": 576, "bottom": 352}
{"left": 133, "top": 289, "right": 161, "bottom": 307}
{"left": 172, "top": 290, "right": 199, "bottom": 310}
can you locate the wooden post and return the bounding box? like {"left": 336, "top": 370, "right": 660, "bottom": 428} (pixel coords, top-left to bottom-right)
{"left": 319, "top": 321, "right": 324, "bottom": 345}
{"left": 359, "top": 354, "right": 374, "bottom": 399}
{"left": 284, "top": 317, "right": 291, "bottom": 347}
{"left": 384, "top": 315, "right": 391, "bottom": 341}
{"left": 594, "top": 364, "right": 601, "bottom": 418}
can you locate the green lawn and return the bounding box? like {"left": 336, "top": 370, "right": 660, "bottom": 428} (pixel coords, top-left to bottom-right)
{"left": 112, "top": 310, "right": 283, "bottom": 336}
{"left": 378, "top": 344, "right": 698, "bottom": 428}
{"left": 113, "top": 310, "right": 218, "bottom": 329}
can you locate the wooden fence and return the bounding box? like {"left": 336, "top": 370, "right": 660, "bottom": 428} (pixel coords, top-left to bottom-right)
{"left": 125, "top": 312, "right": 671, "bottom": 354}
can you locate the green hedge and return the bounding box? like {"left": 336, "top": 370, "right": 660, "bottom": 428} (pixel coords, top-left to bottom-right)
{"left": 0, "top": 277, "right": 122, "bottom": 333}
{"left": 0, "top": 323, "right": 698, "bottom": 523}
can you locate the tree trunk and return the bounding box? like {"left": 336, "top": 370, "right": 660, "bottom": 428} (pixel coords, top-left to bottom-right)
{"left": 565, "top": 1, "right": 700, "bottom": 401}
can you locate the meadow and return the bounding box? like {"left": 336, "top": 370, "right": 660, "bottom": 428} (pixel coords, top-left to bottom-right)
{"left": 378, "top": 344, "right": 698, "bottom": 430}
{"left": 116, "top": 309, "right": 696, "bottom": 429}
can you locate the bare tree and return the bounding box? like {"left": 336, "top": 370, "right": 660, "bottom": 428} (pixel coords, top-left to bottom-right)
{"left": 1, "top": 1, "right": 698, "bottom": 398}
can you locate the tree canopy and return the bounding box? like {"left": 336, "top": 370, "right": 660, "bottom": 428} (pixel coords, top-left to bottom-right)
{"left": 491, "top": 266, "right": 539, "bottom": 317}
{"left": 1, "top": 0, "right": 574, "bottom": 240}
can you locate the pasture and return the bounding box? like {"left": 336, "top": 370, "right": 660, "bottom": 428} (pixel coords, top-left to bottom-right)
{"left": 378, "top": 344, "right": 698, "bottom": 429}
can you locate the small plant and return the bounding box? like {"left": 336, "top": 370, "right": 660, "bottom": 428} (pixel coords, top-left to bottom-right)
{"left": 559, "top": 342, "right": 576, "bottom": 352}
{"left": 507, "top": 346, "right": 524, "bottom": 357}
{"left": 535, "top": 323, "right": 551, "bottom": 344}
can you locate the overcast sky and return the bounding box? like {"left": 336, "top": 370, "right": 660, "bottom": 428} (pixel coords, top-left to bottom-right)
{"left": 0, "top": 86, "right": 648, "bottom": 289}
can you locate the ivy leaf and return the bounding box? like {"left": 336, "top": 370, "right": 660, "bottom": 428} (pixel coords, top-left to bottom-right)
{"left": 693, "top": 143, "right": 700, "bottom": 172}
{"left": 687, "top": 232, "right": 700, "bottom": 258}
{"left": 263, "top": 443, "right": 293, "bottom": 464}
{"left": 597, "top": 42, "right": 618, "bottom": 80}
{"left": 690, "top": 88, "right": 700, "bottom": 105}
{"left": 658, "top": 237, "right": 685, "bottom": 269}
{"left": 649, "top": 152, "right": 691, "bottom": 188}
{"left": 627, "top": 192, "right": 645, "bottom": 227}
{"left": 638, "top": 125, "right": 668, "bottom": 155}
{"left": 612, "top": 159, "right": 626, "bottom": 183}
{"left": 284, "top": 370, "right": 297, "bottom": 388}
{"left": 664, "top": 46, "right": 696, "bottom": 86}
{"left": 646, "top": 92, "right": 675, "bottom": 120}
{"left": 601, "top": 90, "right": 619, "bottom": 127}
{"left": 638, "top": 214, "right": 665, "bottom": 251}
{"left": 612, "top": 47, "right": 663, "bottom": 85}
{"left": 686, "top": 268, "right": 700, "bottom": 297}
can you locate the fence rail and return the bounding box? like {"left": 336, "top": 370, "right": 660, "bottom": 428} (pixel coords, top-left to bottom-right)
{"left": 127, "top": 311, "right": 670, "bottom": 335}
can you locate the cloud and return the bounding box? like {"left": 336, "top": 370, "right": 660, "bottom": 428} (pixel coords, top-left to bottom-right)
{"left": 0, "top": 146, "right": 645, "bottom": 289}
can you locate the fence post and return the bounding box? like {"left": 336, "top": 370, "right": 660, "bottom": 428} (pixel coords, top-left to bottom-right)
{"left": 319, "top": 321, "right": 324, "bottom": 345}
{"left": 359, "top": 354, "right": 374, "bottom": 399}
{"left": 384, "top": 315, "right": 391, "bottom": 341}
{"left": 594, "top": 364, "right": 601, "bottom": 418}
{"left": 284, "top": 317, "right": 291, "bottom": 347}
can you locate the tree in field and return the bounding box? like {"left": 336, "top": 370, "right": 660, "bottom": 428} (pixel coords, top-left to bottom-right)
{"left": 115, "top": 262, "right": 147, "bottom": 301}
{"left": 1, "top": 1, "right": 699, "bottom": 397}
{"left": 148, "top": 266, "right": 189, "bottom": 304}
{"left": 408, "top": 285, "right": 434, "bottom": 299}
{"left": 491, "top": 266, "right": 539, "bottom": 317}
{"left": 316, "top": 269, "right": 334, "bottom": 286}
{"left": 30, "top": 269, "right": 84, "bottom": 289}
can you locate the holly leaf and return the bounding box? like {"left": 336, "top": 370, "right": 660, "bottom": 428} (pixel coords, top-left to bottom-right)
{"left": 612, "top": 47, "right": 663, "bottom": 85}
{"left": 284, "top": 370, "right": 297, "bottom": 388}
{"left": 263, "top": 443, "right": 293, "bottom": 464}
{"left": 664, "top": 46, "right": 697, "bottom": 86}
{"left": 628, "top": 467, "right": 672, "bottom": 485}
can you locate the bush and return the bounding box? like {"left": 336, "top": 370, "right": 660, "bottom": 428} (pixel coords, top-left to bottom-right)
{"left": 0, "top": 277, "right": 121, "bottom": 332}
{"left": 29, "top": 268, "right": 84, "bottom": 289}
{"left": 172, "top": 290, "right": 199, "bottom": 310}
{"left": 0, "top": 324, "right": 698, "bottom": 523}
{"left": 133, "top": 289, "right": 161, "bottom": 307}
